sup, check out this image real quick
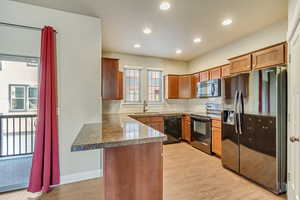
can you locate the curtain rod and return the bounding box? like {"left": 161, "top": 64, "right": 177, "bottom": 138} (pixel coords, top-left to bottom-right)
{"left": 0, "top": 21, "right": 57, "bottom": 33}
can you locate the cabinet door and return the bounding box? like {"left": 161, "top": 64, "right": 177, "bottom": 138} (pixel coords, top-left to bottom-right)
{"left": 252, "top": 43, "right": 286, "bottom": 70}
{"left": 165, "top": 75, "right": 179, "bottom": 99}
{"left": 178, "top": 75, "right": 192, "bottom": 99}
{"left": 199, "top": 71, "right": 209, "bottom": 82}
{"left": 221, "top": 64, "right": 231, "bottom": 77}
{"left": 191, "top": 73, "right": 200, "bottom": 98}
{"left": 182, "top": 115, "right": 191, "bottom": 142}
{"left": 212, "top": 127, "right": 222, "bottom": 157}
{"left": 116, "top": 71, "right": 123, "bottom": 100}
{"left": 102, "top": 58, "right": 120, "bottom": 100}
{"left": 209, "top": 67, "right": 221, "bottom": 80}
{"left": 229, "top": 54, "right": 252, "bottom": 74}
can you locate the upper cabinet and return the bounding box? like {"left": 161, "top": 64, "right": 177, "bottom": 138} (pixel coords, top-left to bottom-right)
{"left": 209, "top": 67, "right": 221, "bottom": 80}
{"left": 101, "top": 58, "right": 123, "bottom": 100}
{"left": 178, "top": 75, "right": 192, "bottom": 99}
{"left": 164, "top": 42, "right": 287, "bottom": 100}
{"left": 191, "top": 73, "right": 200, "bottom": 98}
{"left": 221, "top": 64, "right": 231, "bottom": 77}
{"left": 252, "top": 43, "right": 286, "bottom": 70}
{"left": 165, "top": 75, "right": 179, "bottom": 99}
{"left": 199, "top": 71, "right": 209, "bottom": 82}
{"left": 229, "top": 54, "right": 252, "bottom": 74}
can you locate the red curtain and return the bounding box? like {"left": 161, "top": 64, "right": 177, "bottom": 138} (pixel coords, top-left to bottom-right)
{"left": 28, "top": 26, "right": 60, "bottom": 193}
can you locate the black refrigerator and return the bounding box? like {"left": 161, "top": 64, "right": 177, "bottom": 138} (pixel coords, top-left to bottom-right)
{"left": 221, "top": 66, "right": 287, "bottom": 194}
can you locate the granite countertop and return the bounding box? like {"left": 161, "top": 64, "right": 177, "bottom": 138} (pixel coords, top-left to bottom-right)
{"left": 128, "top": 111, "right": 221, "bottom": 120}
{"left": 71, "top": 114, "right": 167, "bottom": 152}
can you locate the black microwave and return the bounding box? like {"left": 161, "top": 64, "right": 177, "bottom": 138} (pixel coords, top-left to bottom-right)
{"left": 196, "top": 79, "right": 221, "bottom": 98}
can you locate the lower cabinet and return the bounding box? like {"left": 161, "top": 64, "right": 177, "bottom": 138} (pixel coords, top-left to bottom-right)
{"left": 212, "top": 120, "right": 222, "bottom": 157}
{"left": 134, "top": 116, "right": 164, "bottom": 133}
{"left": 182, "top": 115, "right": 191, "bottom": 142}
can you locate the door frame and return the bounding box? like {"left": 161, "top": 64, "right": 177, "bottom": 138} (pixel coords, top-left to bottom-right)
{"left": 287, "top": 1, "right": 300, "bottom": 199}
{"left": 287, "top": 1, "right": 300, "bottom": 42}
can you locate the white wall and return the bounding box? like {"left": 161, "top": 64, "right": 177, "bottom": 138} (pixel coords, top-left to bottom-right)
{"left": 102, "top": 52, "right": 189, "bottom": 113}
{"left": 187, "top": 20, "right": 288, "bottom": 112}
{"left": 0, "top": 0, "right": 102, "bottom": 182}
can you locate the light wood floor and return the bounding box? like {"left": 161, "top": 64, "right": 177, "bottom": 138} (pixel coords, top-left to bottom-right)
{"left": 1, "top": 143, "right": 286, "bottom": 200}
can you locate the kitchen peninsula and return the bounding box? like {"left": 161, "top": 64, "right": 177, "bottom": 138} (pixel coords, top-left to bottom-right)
{"left": 71, "top": 114, "right": 167, "bottom": 200}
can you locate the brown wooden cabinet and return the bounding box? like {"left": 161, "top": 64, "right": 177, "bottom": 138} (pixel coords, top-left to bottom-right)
{"left": 165, "top": 75, "right": 179, "bottom": 99}
{"left": 221, "top": 64, "right": 231, "bottom": 77}
{"left": 199, "top": 71, "right": 209, "bottom": 82}
{"left": 229, "top": 54, "right": 252, "bottom": 74}
{"left": 212, "top": 119, "right": 222, "bottom": 157}
{"left": 134, "top": 116, "right": 164, "bottom": 133}
{"left": 116, "top": 71, "right": 123, "bottom": 100}
{"left": 191, "top": 73, "right": 200, "bottom": 98}
{"left": 178, "top": 75, "right": 192, "bottom": 99}
{"left": 101, "top": 58, "right": 123, "bottom": 100}
{"left": 182, "top": 115, "right": 191, "bottom": 142}
{"left": 209, "top": 67, "right": 221, "bottom": 80}
{"left": 252, "top": 43, "right": 286, "bottom": 70}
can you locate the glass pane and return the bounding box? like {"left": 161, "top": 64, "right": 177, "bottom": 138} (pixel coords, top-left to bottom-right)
{"left": 125, "top": 68, "right": 140, "bottom": 102}
{"left": 28, "top": 87, "right": 38, "bottom": 98}
{"left": 148, "top": 70, "right": 162, "bottom": 102}
{"left": 14, "top": 87, "right": 25, "bottom": 98}
{"left": 28, "top": 99, "right": 38, "bottom": 110}
{"left": 12, "top": 99, "right": 25, "bottom": 110}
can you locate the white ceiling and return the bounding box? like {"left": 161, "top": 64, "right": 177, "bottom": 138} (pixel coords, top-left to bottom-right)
{"left": 13, "top": 0, "right": 288, "bottom": 61}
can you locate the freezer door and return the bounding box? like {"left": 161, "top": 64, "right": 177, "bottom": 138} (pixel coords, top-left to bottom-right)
{"left": 246, "top": 67, "right": 278, "bottom": 115}
{"left": 221, "top": 120, "right": 240, "bottom": 173}
{"left": 239, "top": 114, "right": 277, "bottom": 192}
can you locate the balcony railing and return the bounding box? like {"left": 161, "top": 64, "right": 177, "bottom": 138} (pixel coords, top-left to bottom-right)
{"left": 0, "top": 114, "right": 37, "bottom": 157}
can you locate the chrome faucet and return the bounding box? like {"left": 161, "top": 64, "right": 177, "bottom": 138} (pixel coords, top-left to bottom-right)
{"left": 143, "top": 100, "right": 148, "bottom": 113}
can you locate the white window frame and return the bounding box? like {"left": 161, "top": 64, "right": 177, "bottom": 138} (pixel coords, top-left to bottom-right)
{"left": 9, "top": 85, "right": 26, "bottom": 112}
{"left": 27, "top": 86, "right": 38, "bottom": 111}
{"left": 147, "top": 69, "right": 164, "bottom": 104}
{"left": 123, "top": 67, "right": 142, "bottom": 104}
{"left": 122, "top": 66, "right": 165, "bottom": 105}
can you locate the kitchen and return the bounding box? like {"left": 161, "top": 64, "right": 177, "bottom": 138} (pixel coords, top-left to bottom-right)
{"left": 97, "top": 41, "right": 287, "bottom": 199}
{"left": 1, "top": 0, "right": 300, "bottom": 200}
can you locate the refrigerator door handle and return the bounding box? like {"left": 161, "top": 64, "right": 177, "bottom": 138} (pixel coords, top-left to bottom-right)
{"left": 234, "top": 90, "right": 239, "bottom": 134}
{"left": 238, "top": 90, "right": 244, "bottom": 135}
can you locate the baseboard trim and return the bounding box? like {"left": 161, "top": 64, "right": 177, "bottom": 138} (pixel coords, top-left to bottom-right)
{"left": 60, "top": 169, "right": 103, "bottom": 185}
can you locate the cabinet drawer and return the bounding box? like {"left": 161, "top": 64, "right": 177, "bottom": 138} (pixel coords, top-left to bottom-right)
{"left": 212, "top": 120, "right": 221, "bottom": 128}
{"left": 150, "top": 116, "right": 164, "bottom": 122}
{"left": 137, "top": 117, "right": 149, "bottom": 124}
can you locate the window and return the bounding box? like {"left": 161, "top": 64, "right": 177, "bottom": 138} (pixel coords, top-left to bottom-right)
{"left": 147, "top": 70, "right": 163, "bottom": 103}
{"left": 124, "top": 68, "right": 141, "bottom": 103}
{"left": 10, "top": 85, "right": 26, "bottom": 111}
{"left": 27, "top": 86, "right": 38, "bottom": 110}
{"left": 9, "top": 85, "right": 38, "bottom": 112}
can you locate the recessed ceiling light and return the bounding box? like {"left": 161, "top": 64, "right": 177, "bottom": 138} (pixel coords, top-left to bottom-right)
{"left": 222, "top": 19, "right": 232, "bottom": 26}
{"left": 193, "top": 38, "right": 202, "bottom": 43}
{"left": 143, "top": 27, "right": 152, "bottom": 34}
{"left": 160, "top": 2, "right": 171, "bottom": 10}
{"left": 176, "top": 49, "right": 182, "bottom": 54}
{"left": 134, "top": 44, "right": 141, "bottom": 48}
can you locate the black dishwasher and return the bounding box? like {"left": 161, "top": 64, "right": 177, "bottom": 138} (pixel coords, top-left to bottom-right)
{"left": 164, "top": 116, "right": 182, "bottom": 144}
